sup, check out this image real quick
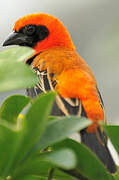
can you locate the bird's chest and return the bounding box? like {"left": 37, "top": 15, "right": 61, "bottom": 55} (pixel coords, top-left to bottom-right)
{"left": 26, "top": 67, "right": 86, "bottom": 117}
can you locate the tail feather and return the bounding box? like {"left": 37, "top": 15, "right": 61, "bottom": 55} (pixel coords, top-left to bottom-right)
{"left": 80, "top": 128, "right": 117, "bottom": 173}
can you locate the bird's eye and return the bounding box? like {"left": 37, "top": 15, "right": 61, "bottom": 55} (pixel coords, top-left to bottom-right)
{"left": 23, "top": 25, "right": 36, "bottom": 36}
{"left": 18, "top": 25, "right": 49, "bottom": 47}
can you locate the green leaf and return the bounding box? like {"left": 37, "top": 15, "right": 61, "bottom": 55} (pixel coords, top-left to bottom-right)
{"left": 18, "top": 176, "right": 47, "bottom": 180}
{"left": 0, "top": 60, "right": 38, "bottom": 92}
{"left": 48, "top": 116, "right": 60, "bottom": 121}
{"left": 51, "top": 169, "right": 77, "bottom": 180}
{"left": 12, "top": 92, "right": 55, "bottom": 168}
{"left": 0, "top": 47, "right": 38, "bottom": 92}
{"left": 103, "top": 125, "right": 119, "bottom": 154}
{"left": 0, "top": 120, "right": 21, "bottom": 178}
{"left": 16, "top": 173, "right": 76, "bottom": 180}
{"left": 12, "top": 152, "right": 77, "bottom": 180}
{"left": 114, "top": 166, "right": 119, "bottom": 180}
{"left": 12, "top": 159, "right": 53, "bottom": 180}
{"left": 15, "top": 171, "right": 76, "bottom": 180}
{"left": 42, "top": 149, "right": 77, "bottom": 170}
{"left": 36, "top": 117, "right": 91, "bottom": 150}
{"left": 0, "top": 95, "right": 30, "bottom": 124}
{"left": 0, "top": 47, "right": 34, "bottom": 62}
{"left": 53, "top": 139, "right": 114, "bottom": 180}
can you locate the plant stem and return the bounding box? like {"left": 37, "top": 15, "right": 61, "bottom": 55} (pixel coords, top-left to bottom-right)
{"left": 48, "top": 168, "right": 55, "bottom": 180}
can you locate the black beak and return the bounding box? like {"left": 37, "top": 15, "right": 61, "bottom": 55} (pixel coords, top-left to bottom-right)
{"left": 3, "top": 32, "right": 33, "bottom": 47}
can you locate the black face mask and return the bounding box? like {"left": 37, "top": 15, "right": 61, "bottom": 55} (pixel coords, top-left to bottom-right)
{"left": 3, "top": 25, "right": 49, "bottom": 48}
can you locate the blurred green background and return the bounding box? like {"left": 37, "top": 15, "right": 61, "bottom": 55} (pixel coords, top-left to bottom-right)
{"left": 0, "top": 0, "right": 119, "bottom": 124}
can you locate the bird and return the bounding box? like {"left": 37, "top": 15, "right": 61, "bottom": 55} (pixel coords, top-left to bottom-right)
{"left": 3, "top": 13, "right": 116, "bottom": 174}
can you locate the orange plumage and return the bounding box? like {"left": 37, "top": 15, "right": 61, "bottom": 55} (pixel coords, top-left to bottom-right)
{"left": 3, "top": 13, "right": 116, "bottom": 173}
{"left": 32, "top": 47, "right": 104, "bottom": 132}
{"left": 14, "top": 14, "right": 104, "bottom": 132}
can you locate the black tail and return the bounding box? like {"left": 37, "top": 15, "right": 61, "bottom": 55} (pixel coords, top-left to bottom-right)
{"left": 80, "top": 127, "right": 117, "bottom": 173}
